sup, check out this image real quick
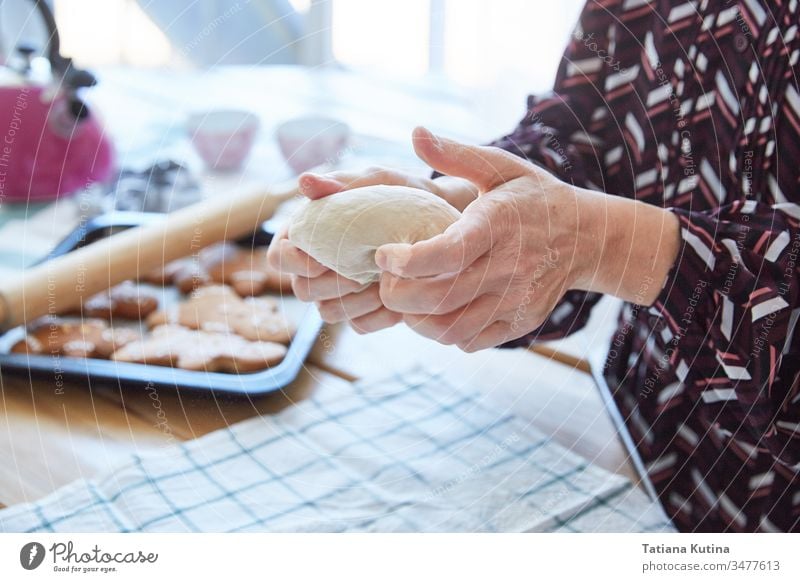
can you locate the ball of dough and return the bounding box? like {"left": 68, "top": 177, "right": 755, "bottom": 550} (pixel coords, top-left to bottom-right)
{"left": 287, "top": 185, "right": 461, "bottom": 284}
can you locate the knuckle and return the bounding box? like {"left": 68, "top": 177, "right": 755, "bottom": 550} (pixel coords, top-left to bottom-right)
{"left": 316, "top": 300, "right": 341, "bottom": 323}
{"left": 402, "top": 313, "right": 424, "bottom": 331}
{"left": 362, "top": 310, "right": 401, "bottom": 333}
{"left": 351, "top": 313, "right": 382, "bottom": 334}
{"left": 306, "top": 263, "right": 326, "bottom": 278}
{"left": 455, "top": 340, "right": 475, "bottom": 353}
{"left": 340, "top": 276, "right": 365, "bottom": 294}
{"left": 443, "top": 315, "right": 481, "bottom": 345}
{"left": 378, "top": 278, "right": 404, "bottom": 310}
{"left": 430, "top": 292, "right": 459, "bottom": 315}
{"left": 291, "top": 278, "right": 311, "bottom": 302}
{"left": 439, "top": 325, "right": 467, "bottom": 345}
{"left": 350, "top": 322, "right": 368, "bottom": 335}
{"left": 359, "top": 289, "right": 383, "bottom": 314}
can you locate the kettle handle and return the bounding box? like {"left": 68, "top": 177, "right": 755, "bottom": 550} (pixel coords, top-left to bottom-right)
{"left": 29, "top": 0, "right": 65, "bottom": 74}
{"left": 28, "top": 0, "right": 96, "bottom": 88}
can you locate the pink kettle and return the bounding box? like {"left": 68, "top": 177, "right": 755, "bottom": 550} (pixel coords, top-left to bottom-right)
{"left": 0, "top": 0, "right": 115, "bottom": 202}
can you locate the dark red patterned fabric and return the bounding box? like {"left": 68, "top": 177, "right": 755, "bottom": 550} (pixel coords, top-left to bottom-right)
{"left": 495, "top": 0, "right": 800, "bottom": 531}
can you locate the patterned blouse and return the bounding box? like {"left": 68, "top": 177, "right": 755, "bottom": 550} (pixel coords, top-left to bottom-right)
{"left": 496, "top": 0, "right": 800, "bottom": 531}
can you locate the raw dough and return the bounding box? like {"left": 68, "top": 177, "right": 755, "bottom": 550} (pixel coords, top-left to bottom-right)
{"left": 288, "top": 185, "right": 461, "bottom": 284}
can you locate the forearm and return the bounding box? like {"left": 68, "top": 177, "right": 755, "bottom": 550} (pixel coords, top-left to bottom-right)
{"left": 571, "top": 188, "right": 681, "bottom": 306}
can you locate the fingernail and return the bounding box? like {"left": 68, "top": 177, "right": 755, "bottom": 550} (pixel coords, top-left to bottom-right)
{"left": 299, "top": 174, "right": 317, "bottom": 195}
{"left": 300, "top": 173, "right": 340, "bottom": 195}
{"left": 375, "top": 244, "right": 412, "bottom": 275}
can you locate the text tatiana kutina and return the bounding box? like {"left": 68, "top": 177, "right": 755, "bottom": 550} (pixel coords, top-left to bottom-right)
{"left": 643, "top": 543, "right": 730, "bottom": 554}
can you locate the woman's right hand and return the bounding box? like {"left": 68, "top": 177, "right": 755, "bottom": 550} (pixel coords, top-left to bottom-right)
{"left": 266, "top": 166, "right": 478, "bottom": 334}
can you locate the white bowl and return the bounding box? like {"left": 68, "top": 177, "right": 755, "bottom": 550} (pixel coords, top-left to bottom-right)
{"left": 187, "top": 109, "right": 260, "bottom": 172}
{"left": 275, "top": 116, "right": 351, "bottom": 174}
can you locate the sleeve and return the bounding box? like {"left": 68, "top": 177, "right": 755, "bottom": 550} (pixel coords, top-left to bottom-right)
{"left": 479, "top": 2, "right": 619, "bottom": 343}
{"left": 651, "top": 200, "right": 800, "bottom": 468}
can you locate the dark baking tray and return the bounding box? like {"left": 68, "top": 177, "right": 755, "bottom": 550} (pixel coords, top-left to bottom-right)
{"left": 0, "top": 212, "right": 322, "bottom": 396}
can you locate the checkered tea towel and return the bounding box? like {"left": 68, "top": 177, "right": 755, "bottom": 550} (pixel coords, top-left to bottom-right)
{"left": 0, "top": 367, "right": 674, "bottom": 533}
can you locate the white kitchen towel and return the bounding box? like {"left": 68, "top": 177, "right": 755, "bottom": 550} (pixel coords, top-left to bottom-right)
{"left": 0, "top": 366, "right": 674, "bottom": 533}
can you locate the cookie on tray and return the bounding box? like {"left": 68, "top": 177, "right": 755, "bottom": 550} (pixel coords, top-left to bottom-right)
{"left": 201, "top": 242, "right": 292, "bottom": 297}
{"left": 139, "top": 257, "right": 210, "bottom": 294}
{"left": 78, "top": 281, "right": 160, "bottom": 320}
{"left": 11, "top": 318, "right": 140, "bottom": 359}
{"left": 111, "top": 324, "right": 287, "bottom": 372}
{"left": 140, "top": 242, "right": 292, "bottom": 297}
{"left": 146, "top": 285, "right": 294, "bottom": 344}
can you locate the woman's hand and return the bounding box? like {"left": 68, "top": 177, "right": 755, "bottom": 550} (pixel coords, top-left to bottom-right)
{"left": 373, "top": 127, "right": 680, "bottom": 351}
{"left": 267, "top": 223, "right": 393, "bottom": 333}
{"left": 266, "top": 164, "right": 478, "bottom": 333}
{"left": 298, "top": 167, "right": 478, "bottom": 212}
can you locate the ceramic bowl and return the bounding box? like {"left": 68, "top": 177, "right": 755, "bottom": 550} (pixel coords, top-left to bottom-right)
{"left": 187, "top": 109, "right": 260, "bottom": 172}
{"left": 275, "top": 116, "right": 351, "bottom": 174}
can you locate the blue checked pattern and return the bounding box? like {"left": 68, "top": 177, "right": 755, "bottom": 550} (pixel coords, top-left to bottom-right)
{"left": 0, "top": 367, "right": 674, "bottom": 532}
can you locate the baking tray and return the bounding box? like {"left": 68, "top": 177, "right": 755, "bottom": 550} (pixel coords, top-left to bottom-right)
{"left": 0, "top": 212, "right": 323, "bottom": 396}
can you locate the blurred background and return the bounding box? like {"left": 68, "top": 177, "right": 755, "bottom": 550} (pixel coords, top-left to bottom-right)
{"left": 5, "top": 0, "right": 584, "bottom": 128}
{"left": 0, "top": 0, "right": 585, "bottom": 220}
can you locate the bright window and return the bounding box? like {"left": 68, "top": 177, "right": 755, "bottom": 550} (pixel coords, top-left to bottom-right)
{"left": 55, "top": 0, "right": 174, "bottom": 67}
{"left": 48, "top": 0, "right": 586, "bottom": 100}
{"left": 332, "top": 0, "right": 431, "bottom": 77}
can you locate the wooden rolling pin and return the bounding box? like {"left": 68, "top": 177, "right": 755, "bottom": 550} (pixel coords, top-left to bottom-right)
{"left": 0, "top": 181, "right": 299, "bottom": 331}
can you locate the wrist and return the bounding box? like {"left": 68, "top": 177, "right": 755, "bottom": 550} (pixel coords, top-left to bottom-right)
{"left": 563, "top": 187, "right": 603, "bottom": 291}
{"left": 570, "top": 190, "right": 680, "bottom": 306}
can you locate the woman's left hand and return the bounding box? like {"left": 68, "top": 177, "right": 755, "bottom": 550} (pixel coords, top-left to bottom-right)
{"left": 375, "top": 127, "right": 680, "bottom": 352}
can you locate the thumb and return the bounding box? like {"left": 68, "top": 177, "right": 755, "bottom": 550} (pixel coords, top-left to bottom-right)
{"left": 375, "top": 211, "right": 493, "bottom": 278}
{"left": 412, "top": 126, "right": 528, "bottom": 191}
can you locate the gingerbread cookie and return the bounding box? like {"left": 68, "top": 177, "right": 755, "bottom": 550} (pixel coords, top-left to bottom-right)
{"left": 112, "top": 324, "right": 287, "bottom": 372}
{"left": 146, "top": 285, "right": 294, "bottom": 344}
{"left": 77, "top": 281, "right": 160, "bottom": 320}
{"left": 11, "top": 318, "right": 140, "bottom": 359}
{"left": 140, "top": 257, "right": 210, "bottom": 294}
{"left": 141, "top": 242, "right": 291, "bottom": 297}
{"left": 201, "top": 243, "right": 292, "bottom": 297}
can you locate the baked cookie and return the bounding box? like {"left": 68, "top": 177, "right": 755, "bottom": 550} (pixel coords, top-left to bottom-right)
{"left": 201, "top": 243, "right": 292, "bottom": 297}
{"left": 140, "top": 257, "right": 210, "bottom": 294}
{"left": 79, "top": 281, "right": 160, "bottom": 320}
{"left": 112, "top": 324, "right": 287, "bottom": 372}
{"left": 11, "top": 318, "right": 140, "bottom": 359}
{"left": 140, "top": 242, "right": 292, "bottom": 297}
{"left": 146, "top": 285, "right": 294, "bottom": 344}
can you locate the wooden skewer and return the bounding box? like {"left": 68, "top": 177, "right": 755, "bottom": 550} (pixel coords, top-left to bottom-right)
{"left": 0, "top": 181, "right": 299, "bottom": 331}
